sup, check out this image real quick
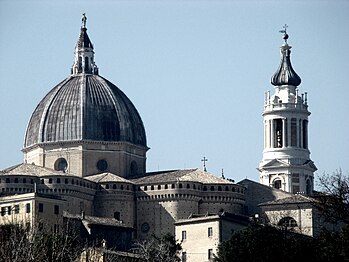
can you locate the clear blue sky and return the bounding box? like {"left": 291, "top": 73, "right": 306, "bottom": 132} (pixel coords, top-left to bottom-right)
{"left": 0, "top": 0, "right": 348, "bottom": 184}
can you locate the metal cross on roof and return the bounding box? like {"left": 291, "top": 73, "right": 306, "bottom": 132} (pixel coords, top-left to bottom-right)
{"left": 201, "top": 157, "right": 208, "bottom": 172}
{"left": 279, "top": 24, "right": 289, "bottom": 43}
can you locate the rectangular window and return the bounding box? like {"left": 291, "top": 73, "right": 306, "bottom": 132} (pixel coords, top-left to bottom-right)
{"left": 26, "top": 203, "right": 31, "bottom": 213}
{"left": 182, "top": 230, "right": 187, "bottom": 240}
{"left": 208, "top": 249, "right": 214, "bottom": 260}
{"left": 7, "top": 206, "right": 11, "bottom": 215}
{"left": 208, "top": 227, "right": 213, "bottom": 237}
{"left": 1, "top": 207, "right": 6, "bottom": 216}
{"left": 182, "top": 252, "right": 187, "bottom": 262}
{"left": 14, "top": 204, "right": 19, "bottom": 214}
{"left": 39, "top": 203, "right": 43, "bottom": 213}
{"left": 54, "top": 205, "right": 59, "bottom": 215}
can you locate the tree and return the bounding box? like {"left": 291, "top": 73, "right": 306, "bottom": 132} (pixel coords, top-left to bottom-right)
{"left": 316, "top": 169, "right": 349, "bottom": 224}
{"left": 216, "top": 224, "right": 316, "bottom": 262}
{"left": 0, "top": 223, "right": 81, "bottom": 262}
{"left": 135, "top": 233, "right": 182, "bottom": 262}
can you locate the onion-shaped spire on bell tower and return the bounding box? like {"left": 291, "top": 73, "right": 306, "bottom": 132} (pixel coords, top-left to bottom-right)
{"left": 71, "top": 14, "right": 99, "bottom": 75}
{"left": 271, "top": 24, "right": 301, "bottom": 87}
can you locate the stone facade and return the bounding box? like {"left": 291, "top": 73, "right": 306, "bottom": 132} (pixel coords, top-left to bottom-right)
{"left": 175, "top": 213, "right": 248, "bottom": 262}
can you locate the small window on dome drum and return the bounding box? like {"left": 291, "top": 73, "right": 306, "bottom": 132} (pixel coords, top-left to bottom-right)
{"left": 130, "top": 161, "right": 138, "bottom": 176}
{"left": 97, "top": 159, "right": 108, "bottom": 172}
{"left": 54, "top": 158, "right": 68, "bottom": 172}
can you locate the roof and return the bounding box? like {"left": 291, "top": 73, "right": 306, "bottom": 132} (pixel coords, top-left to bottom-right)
{"left": 175, "top": 212, "right": 249, "bottom": 225}
{"left": 64, "top": 211, "right": 133, "bottom": 229}
{"left": 85, "top": 172, "right": 134, "bottom": 184}
{"left": 271, "top": 43, "right": 301, "bottom": 87}
{"left": 258, "top": 194, "right": 316, "bottom": 206}
{"left": 24, "top": 74, "right": 147, "bottom": 148}
{"left": 131, "top": 168, "right": 234, "bottom": 185}
{"left": 1, "top": 163, "right": 69, "bottom": 177}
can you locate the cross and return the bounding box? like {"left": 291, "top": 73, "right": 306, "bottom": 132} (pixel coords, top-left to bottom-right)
{"left": 279, "top": 24, "right": 288, "bottom": 34}
{"left": 201, "top": 157, "right": 208, "bottom": 172}
{"left": 82, "top": 13, "right": 87, "bottom": 28}
{"left": 279, "top": 24, "right": 289, "bottom": 43}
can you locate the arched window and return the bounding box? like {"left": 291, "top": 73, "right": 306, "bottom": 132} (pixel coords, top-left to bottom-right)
{"left": 306, "top": 179, "right": 312, "bottom": 195}
{"left": 97, "top": 159, "right": 108, "bottom": 172}
{"left": 273, "top": 179, "right": 282, "bottom": 189}
{"left": 278, "top": 217, "right": 297, "bottom": 228}
{"left": 130, "top": 161, "right": 138, "bottom": 176}
{"left": 85, "top": 56, "right": 89, "bottom": 73}
{"left": 54, "top": 158, "right": 68, "bottom": 172}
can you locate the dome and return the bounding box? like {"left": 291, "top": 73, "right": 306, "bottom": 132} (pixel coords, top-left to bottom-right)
{"left": 24, "top": 15, "right": 146, "bottom": 149}
{"left": 271, "top": 36, "right": 301, "bottom": 87}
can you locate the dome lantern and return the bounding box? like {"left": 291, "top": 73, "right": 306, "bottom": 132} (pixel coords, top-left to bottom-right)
{"left": 71, "top": 14, "right": 99, "bottom": 75}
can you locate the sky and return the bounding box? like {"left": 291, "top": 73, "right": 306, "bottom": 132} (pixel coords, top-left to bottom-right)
{"left": 0, "top": 0, "right": 348, "bottom": 184}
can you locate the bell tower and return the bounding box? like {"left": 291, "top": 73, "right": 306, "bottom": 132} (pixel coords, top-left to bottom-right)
{"left": 258, "top": 26, "right": 317, "bottom": 195}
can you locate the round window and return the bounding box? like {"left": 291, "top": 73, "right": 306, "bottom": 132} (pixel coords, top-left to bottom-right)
{"left": 54, "top": 158, "right": 68, "bottom": 171}
{"left": 97, "top": 159, "right": 108, "bottom": 172}
{"left": 141, "top": 222, "right": 150, "bottom": 233}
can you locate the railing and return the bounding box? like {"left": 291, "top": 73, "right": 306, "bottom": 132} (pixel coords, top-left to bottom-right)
{"left": 264, "top": 102, "right": 308, "bottom": 111}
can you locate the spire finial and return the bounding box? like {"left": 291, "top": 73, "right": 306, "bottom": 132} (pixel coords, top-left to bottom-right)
{"left": 279, "top": 24, "right": 289, "bottom": 44}
{"left": 82, "top": 13, "right": 87, "bottom": 28}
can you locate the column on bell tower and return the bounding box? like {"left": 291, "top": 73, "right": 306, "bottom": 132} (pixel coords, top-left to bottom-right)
{"left": 258, "top": 26, "right": 317, "bottom": 195}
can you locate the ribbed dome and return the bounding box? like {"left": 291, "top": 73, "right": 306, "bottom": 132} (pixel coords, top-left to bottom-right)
{"left": 271, "top": 44, "right": 301, "bottom": 87}
{"left": 24, "top": 16, "right": 146, "bottom": 149}
{"left": 24, "top": 74, "right": 147, "bottom": 148}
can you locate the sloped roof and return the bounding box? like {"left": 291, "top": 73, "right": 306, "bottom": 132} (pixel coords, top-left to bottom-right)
{"left": 131, "top": 168, "right": 233, "bottom": 185}
{"left": 64, "top": 211, "right": 133, "bottom": 229}
{"left": 85, "top": 173, "right": 134, "bottom": 184}
{"left": 258, "top": 194, "right": 316, "bottom": 206}
{"left": 1, "top": 163, "right": 69, "bottom": 177}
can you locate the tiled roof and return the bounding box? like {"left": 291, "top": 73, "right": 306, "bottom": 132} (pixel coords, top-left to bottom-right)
{"left": 85, "top": 173, "right": 134, "bottom": 184}
{"left": 259, "top": 194, "right": 315, "bottom": 206}
{"left": 131, "top": 168, "right": 234, "bottom": 185}
{"left": 64, "top": 211, "right": 133, "bottom": 229}
{"left": 1, "top": 163, "right": 69, "bottom": 177}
